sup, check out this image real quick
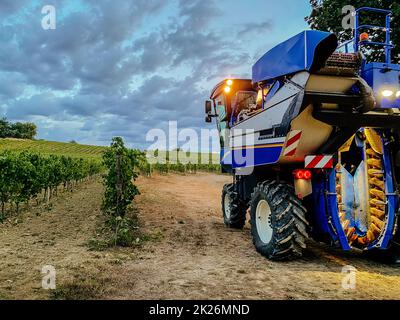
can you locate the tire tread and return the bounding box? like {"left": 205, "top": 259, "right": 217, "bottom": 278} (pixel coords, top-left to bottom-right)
{"left": 222, "top": 183, "right": 247, "bottom": 229}
{"left": 250, "top": 180, "right": 309, "bottom": 261}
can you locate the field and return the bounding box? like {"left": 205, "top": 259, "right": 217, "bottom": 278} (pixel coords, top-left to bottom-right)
{"left": 1, "top": 138, "right": 399, "bottom": 300}
{"left": 0, "top": 139, "right": 107, "bottom": 160}
{"left": 1, "top": 172, "right": 400, "bottom": 300}
{"left": 0, "top": 139, "right": 220, "bottom": 167}
{"left": 146, "top": 150, "right": 220, "bottom": 165}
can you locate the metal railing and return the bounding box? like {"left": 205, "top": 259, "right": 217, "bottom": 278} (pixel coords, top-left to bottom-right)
{"left": 354, "top": 7, "right": 392, "bottom": 64}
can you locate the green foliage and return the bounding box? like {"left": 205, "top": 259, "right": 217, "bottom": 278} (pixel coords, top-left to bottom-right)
{"left": 0, "top": 118, "right": 37, "bottom": 139}
{"left": 102, "top": 137, "right": 142, "bottom": 217}
{"left": 101, "top": 137, "right": 143, "bottom": 247}
{"left": 140, "top": 161, "right": 221, "bottom": 175}
{"left": 0, "top": 138, "right": 107, "bottom": 160}
{"left": 306, "top": 0, "right": 400, "bottom": 63}
{"left": 0, "top": 118, "right": 11, "bottom": 138}
{"left": 106, "top": 215, "right": 138, "bottom": 247}
{"left": 51, "top": 276, "right": 105, "bottom": 300}
{"left": 139, "top": 150, "right": 221, "bottom": 176}
{"left": 0, "top": 150, "right": 102, "bottom": 218}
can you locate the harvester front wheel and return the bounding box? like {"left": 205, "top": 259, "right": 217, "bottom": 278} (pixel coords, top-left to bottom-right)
{"left": 250, "top": 181, "right": 309, "bottom": 261}
{"left": 222, "top": 183, "right": 247, "bottom": 229}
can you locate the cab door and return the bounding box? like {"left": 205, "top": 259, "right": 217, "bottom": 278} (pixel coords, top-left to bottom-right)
{"left": 214, "top": 94, "right": 232, "bottom": 168}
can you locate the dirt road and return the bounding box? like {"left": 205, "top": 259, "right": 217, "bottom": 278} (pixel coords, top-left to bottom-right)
{"left": 110, "top": 173, "right": 400, "bottom": 300}
{"left": 0, "top": 180, "right": 106, "bottom": 299}
{"left": 1, "top": 173, "right": 400, "bottom": 299}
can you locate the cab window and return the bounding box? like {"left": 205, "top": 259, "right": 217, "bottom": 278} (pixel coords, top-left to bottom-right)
{"left": 262, "top": 81, "right": 281, "bottom": 108}
{"left": 230, "top": 91, "right": 258, "bottom": 126}
{"left": 215, "top": 95, "right": 228, "bottom": 123}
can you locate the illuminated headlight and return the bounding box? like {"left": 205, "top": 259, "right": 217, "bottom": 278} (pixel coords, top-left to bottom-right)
{"left": 382, "top": 90, "right": 394, "bottom": 97}
{"left": 224, "top": 86, "right": 231, "bottom": 93}
{"left": 226, "top": 79, "right": 233, "bottom": 86}
{"left": 396, "top": 91, "right": 400, "bottom": 98}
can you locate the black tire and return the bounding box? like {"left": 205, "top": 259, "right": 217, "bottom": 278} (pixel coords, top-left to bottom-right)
{"left": 222, "top": 183, "right": 247, "bottom": 229}
{"left": 364, "top": 243, "right": 400, "bottom": 264}
{"left": 250, "top": 181, "right": 309, "bottom": 261}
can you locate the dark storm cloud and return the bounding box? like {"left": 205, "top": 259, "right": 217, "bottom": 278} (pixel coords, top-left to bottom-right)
{"left": 0, "top": 72, "right": 26, "bottom": 98}
{"left": 131, "top": 0, "right": 251, "bottom": 80}
{"left": 179, "top": 0, "right": 221, "bottom": 30}
{"left": 0, "top": 0, "right": 167, "bottom": 93}
{"left": 0, "top": 0, "right": 253, "bottom": 148}
{"left": 0, "top": 0, "right": 28, "bottom": 18}
{"left": 7, "top": 93, "right": 61, "bottom": 119}
{"left": 130, "top": 0, "right": 240, "bottom": 74}
{"left": 237, "top": 21, "right": 274, "bottom": 37}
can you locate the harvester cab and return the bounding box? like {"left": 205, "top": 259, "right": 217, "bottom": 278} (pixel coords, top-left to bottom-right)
{"left": 205, "top": 7, "right": 400, "bottom": 262}
{"left": 206, "top": 79, "right": 256, "bottom": 171}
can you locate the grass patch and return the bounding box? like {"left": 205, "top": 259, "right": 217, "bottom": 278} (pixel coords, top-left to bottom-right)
{"left": 87, "top": 238, "right": 110, "bottom": 251}
{"left": 51, "top": 276, "right": 105, "bottom": 300}
{"left": 142, "top": 229, "right": 165, "bottom": 242}
{"left": 88, "top": 207, "right": 143, "bottom": 251}
{"left": 0, "top": 292, "right": 10, "bottom": 300}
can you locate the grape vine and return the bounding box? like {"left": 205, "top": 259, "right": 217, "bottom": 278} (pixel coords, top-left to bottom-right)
{"left": 102, "top": 137, "right": 142, "bottom": 217}
{"left": 0, "top": 150, "right": 102, "bottom": 218}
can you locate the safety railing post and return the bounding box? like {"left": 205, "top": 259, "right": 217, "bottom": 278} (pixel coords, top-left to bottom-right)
{"left": 354, "top": 10, "right": 359, "bottom": 53}
{"left": 385, "top": 13, "right": 391, "bottom": 64}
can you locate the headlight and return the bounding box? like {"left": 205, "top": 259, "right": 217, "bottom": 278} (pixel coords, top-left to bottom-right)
{"left": 396, "top": 91, "right": 400, "bottom": 98}
{"left": 224, "top": 86, "right": 231, "bottom": 93}
{"left": 382, "top": 90, "right": 394, "bottom": 97}
{"left": 226, "top": 79, "right": 233, "bottom": 86}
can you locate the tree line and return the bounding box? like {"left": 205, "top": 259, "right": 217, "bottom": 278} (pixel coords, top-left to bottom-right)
{"left": 0, "top": 118, "right": 37, "bottom": 140}
{"left": 306, "top": 0, "right": 400, "bottom": 63}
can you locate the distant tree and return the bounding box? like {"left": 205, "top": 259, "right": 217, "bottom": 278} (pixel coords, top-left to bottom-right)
{"left": 0, "top": 118, "right": 37, "bottom": 139}
{"left": 69, "top": 140, "right": 78, "bottom": 144}
{"left": 11, "top": 122, "right": 37, "bottom": 139}
{"left": 0, "top": 118, "right": 10, "bottom": 138}
{"left": 23, "top": 122, "right": 37, "bottom": 139}
{"left": 306, "top": 0, "right": 400, "bottom": 63}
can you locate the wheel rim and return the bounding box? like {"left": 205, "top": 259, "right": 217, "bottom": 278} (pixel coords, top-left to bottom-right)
{"left": 224, "top": 193, "right": 231, "bottom": 220}
{"left": 256, "top": 199, "right": 273, "bottom": 244}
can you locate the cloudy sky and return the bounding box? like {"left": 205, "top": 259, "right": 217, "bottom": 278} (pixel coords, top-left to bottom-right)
{"left": 0, "top": 0, "right": 311, "bottom": 150}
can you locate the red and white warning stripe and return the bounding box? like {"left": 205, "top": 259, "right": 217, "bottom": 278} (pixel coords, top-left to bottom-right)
{"left": 283, "top": 130, "right": 302, "bottom": 157}
{"left": 305, "top": 155, "right": 334, "bottom": 169}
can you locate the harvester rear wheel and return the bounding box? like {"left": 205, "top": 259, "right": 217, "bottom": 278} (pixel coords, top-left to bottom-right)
{"left": 250, "top": 181, "right": 309, "bottom": 261}
{"left": 222, "top": 183, "right": 247, "bottom": 229}
{"left": 363, "top": 244, "right": 400, "bottom": 264}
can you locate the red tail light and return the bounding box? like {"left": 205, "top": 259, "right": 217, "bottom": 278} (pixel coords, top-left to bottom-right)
{"left": 303, "top": 170, "right": 312, "bottom": 180}
{"left": 295, "top": 170, "right": 304, "bottom": 179}
{"left": 294, "top": 170, "right": 312, "bottom": 180}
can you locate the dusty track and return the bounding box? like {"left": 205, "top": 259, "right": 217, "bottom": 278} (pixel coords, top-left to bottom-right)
{"left": 0, "top": 180, "right": 105, "bottom": 299}
{"left": 1, "top": 173, "right": 400, "bottom": 299}
{"left": 109, "top": 173, "right": 400, "bottom": 300}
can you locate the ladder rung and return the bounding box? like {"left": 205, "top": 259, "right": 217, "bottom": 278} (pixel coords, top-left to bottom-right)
{"left": 359, "top": 40, "right": 394, "bottom": 48}
{"left": 358, "top": 24, "right": 389, "bottom": 31}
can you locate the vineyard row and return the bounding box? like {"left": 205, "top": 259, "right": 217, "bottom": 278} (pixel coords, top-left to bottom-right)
{"left": 0, "top": 151, "right": 102, "bottom": 216}
{"left": 137, "top": 161, "right": 221, "bottom": 176}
